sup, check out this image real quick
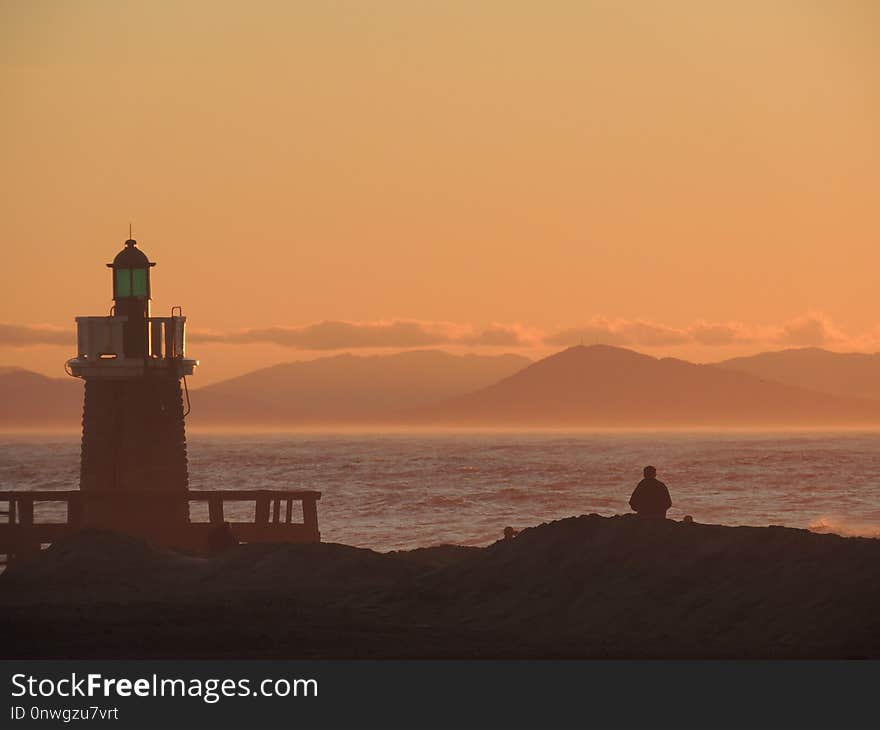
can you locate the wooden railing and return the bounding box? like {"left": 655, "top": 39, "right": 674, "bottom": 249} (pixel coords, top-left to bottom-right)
{"left": 0, "top": 489, "right": 321, "bottom": 562}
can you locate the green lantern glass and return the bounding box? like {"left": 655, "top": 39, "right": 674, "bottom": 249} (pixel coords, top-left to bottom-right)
{"left": 115, "top": 268, "right": 131, "bottom": 297}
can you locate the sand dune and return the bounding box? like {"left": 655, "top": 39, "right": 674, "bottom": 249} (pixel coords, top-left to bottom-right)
{"left": 2, "top": 516, "right": 878, "bottom": 658}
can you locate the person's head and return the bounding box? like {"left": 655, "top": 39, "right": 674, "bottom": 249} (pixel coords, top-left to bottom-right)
{"left": 643, "top": 465, "right": 657, "bottom": 479}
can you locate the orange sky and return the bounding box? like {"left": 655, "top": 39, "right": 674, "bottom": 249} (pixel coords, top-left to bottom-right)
{"left": 2, "top": 1, "right": 878, "bottom": 385}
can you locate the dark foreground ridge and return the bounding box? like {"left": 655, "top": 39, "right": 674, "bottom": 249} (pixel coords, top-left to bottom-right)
{"left": 2, "top": 515, "right": 878, "bottom": 658}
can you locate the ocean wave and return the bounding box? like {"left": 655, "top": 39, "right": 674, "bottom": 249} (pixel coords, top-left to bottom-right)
{"left": 809, "top": 516, "right": 880, "bottom": 539}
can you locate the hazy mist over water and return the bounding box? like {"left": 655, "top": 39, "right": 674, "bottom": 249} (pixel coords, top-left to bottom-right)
{"left": 2, "top": 432, "right": 880, "bottom": 551}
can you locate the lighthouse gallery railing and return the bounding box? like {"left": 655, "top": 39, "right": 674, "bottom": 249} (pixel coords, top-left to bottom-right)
{"left": 74, "top": 315, "right": 187, "bottom": 361}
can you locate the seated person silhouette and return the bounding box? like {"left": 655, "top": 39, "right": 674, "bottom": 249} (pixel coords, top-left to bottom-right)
{"left": 629, "top": 465, "right": 672, "bottom": 518}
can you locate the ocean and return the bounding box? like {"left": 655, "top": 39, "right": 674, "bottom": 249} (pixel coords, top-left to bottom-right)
{"left": 2, "top": 431, "right": 880, "bottom": 551}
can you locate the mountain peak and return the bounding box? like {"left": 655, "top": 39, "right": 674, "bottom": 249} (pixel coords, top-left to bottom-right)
{"left": 412, "top": 345, "right": 879, "bottom": 426}
{"left": 527, "top": 344, "right": 659, "bottom": 374}
{"left": 717, "top": 347, "right": 880, "bottom": 402}
{"left": 556, "top": 343, "right": 656, "bottom": 359}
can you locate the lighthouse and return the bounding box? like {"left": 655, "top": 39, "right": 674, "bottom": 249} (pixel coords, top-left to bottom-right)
{"left": 0, "top": 235, "right": 321, "bottom": 563}
{"left": 67, "top": 236, "right": 197, "bottom": 537}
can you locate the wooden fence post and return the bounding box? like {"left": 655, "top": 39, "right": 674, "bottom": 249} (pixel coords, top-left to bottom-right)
{"left": 15, "top": 496, "right": 38, "bottom": 560}
{"left": 302, "top": 496, "right": 318, "bottom": 538}
{"left": 255, "top": 495, "right": 270, "bottom": 525}
{"left": 208, "top": 496, "right": 224, "bottom": 525}
{"left": 18, "top": 496, "right": 33, "bottom": 527}
{"left": 67, "top": 493, "right": 83, "bottom": 528}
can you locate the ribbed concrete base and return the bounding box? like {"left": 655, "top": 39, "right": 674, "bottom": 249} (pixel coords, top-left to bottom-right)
{"left": 79, "top": 376, "right": 189, "bottom": 530}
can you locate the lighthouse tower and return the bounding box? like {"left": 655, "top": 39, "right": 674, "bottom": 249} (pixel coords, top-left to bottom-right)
{"left": 67, "top": 237, "right": 197, "bottom": 536}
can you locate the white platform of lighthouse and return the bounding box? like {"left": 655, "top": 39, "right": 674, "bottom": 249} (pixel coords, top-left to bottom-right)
{"left": 68, "top": 314, "right": 197, "bottom": 379}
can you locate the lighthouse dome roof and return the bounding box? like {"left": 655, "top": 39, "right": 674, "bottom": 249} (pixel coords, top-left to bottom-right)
{"left": 109, "top": 239, "right": 154, "bottom": 269}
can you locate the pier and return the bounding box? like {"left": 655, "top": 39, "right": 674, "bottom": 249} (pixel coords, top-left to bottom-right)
{"left": 0, "top": 489, "right": 321, "bottom": 563}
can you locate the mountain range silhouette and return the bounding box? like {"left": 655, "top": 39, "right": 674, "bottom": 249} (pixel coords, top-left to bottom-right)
{"left": 407, "top": 345, "right": 880, "bottom": 426}
{"left": 3, "top": 345, "right": 880, "bottom": 428}
{"left": 718, "top": 347, "right": 880, "bottom": 402}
